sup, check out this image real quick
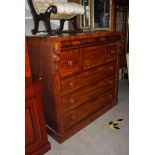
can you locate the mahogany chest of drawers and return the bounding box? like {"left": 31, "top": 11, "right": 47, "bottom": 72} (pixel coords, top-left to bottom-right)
{"left": 27, "top": 32, "right": 121, "bottom": 143}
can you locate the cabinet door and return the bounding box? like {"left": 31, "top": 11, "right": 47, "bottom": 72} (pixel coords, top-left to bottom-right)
{"left": 25, "top": 97, "right": 43, "bottom": 154}
{"left": 25, "top": 39, "right": 50, "bottom": 154}
{"left": 25, "top": 92, "right": 50, "bottom": 155}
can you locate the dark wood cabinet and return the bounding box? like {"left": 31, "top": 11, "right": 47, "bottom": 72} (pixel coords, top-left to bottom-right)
{"left": 27, "top": 32, "right": 121, "bottom": 143}
{"left": 25, "top": 41, "right": 51, "bottom": 155}
{"left": 25, "top": 82, "right": 51, "bottom": 155}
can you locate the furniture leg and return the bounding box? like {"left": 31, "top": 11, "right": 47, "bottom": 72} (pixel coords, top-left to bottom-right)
{"left": 44, "top": 5, "right": 57, "bottom": 35}
{"left": 70, "top": 16, "right": 78, "bottom": 32}
{"left": 59, "top": 19, "right": 66, "bottom": 31}
{"left": 44, "top": 16, "right": 53, "bottom": 35}
{"left": 32, "top": 17, "right": 39, "bottom": 35}
{"left": 70, "top": 16, "right": 83, "bottom": 33}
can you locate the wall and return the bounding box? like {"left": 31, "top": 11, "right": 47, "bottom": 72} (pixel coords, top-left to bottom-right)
{"left": 25, "top": 0, "right": 68, "bottom": 35}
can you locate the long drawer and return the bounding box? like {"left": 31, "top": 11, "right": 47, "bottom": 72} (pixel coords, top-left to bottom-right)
{"left": 63, "top": 89, "right": 114, "bottom": 130}
{"left": 62, "top": 75, "right": 116, "bottom": 113}
{"left": 61, "top": 61, "right": 117, "bottom": 95}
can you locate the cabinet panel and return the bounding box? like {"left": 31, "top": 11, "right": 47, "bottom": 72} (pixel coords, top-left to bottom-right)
{"left": 25, "top": 98, "right": 42, "bottom": 153}
{"left": 25, "top": 82, "right": 51, "bottom": 155}
{"left": 25, "top": 108, "right": 35, "bottom": 146}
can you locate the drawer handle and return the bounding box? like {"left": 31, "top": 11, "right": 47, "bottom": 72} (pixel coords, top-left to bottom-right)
{"left": 109, "top": 80, "right": 113, "bottom": 85}
{"left": 110, "top": 50, "right": 115, "bottom": 54}
{"left": 71, "top": 115, "right": 76, "bottom": 119}
{"left": 70, "top": 98, "right": 74, "bottom": 104}
{"left": 68, "top": 82, "right": 74, "bottom": 88}
{"left": 108, "top": 94, "right": 112, "bottom": 98}
{"left": 53, "top": 64, "right": 59, "bottom": 71}
{"left": 68, "top": 60, "right": 74, "bottom": 66}
{"left": 53, "top": 54, "right": 59, "bottom": 61}
{"left": 109, "top": 67, "right": 114, "bottom": 71}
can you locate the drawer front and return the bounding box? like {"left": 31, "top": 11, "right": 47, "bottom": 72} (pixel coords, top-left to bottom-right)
{"left": 61, "top": 61, "right": 117, "bottom": 95}
{"left": 61, "top": 40, "right": 81, "bottom": 49}
{"left": 63, "top": 89, "right": 114, "bottom": 130}
{"left": 81, "top": 45, "right": 106, "bottom": 70}
{"left": 62, "top": 75, "right": 116, "bottom": 113}
{"left": 59, "top": 49, "right": 80, "bottom": 78}
{"left": 106, "top": 43, "right": 119, "bottom": 60}
{"left": 80, "top": 37, "right": 99, "bottom": 45}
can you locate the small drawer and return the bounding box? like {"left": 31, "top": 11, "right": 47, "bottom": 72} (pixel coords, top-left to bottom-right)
{"left": 61, "top": 40, "right": 81, "bottom": 49}
{"left": 62, "top": 75, "right": 116, "bottom": 113}
{"left": 81, "top": 45, "right": 106, "bottom": 70}
{"left": 58, "top": 49, "right": 80, "bottom": 78}
{"left": 63, "top": 89, "right": 114, "bottom": 130}
{"left": 106, "top": 43, "right": 119, "bottom": 60}
{"left": 80, "top": 38, "right": 99, "bottom": 45}
{"left": 61, "top": 61, "right": 117, "bottom": 95}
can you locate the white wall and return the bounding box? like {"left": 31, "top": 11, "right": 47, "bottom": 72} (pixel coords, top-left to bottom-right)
{"left": 25, "top": 0, "right": 68, "bottom": 35}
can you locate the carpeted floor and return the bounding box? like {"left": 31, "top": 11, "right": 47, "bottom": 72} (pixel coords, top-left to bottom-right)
{"left": 45, "top": 79, "right": 129, "bottom": 155}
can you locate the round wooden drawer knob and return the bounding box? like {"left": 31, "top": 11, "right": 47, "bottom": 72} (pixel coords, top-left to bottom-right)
{"left": 110, "top": 50, "right": 115, "bottom": 54}
{"left": 71, "top": 115, "right": 76, "bottom": 119}
{"left": 70, "top": 98, "right": 74, "bottom": 104}
{"left": 68, "top": 82, "right": 74, "bottom": 88}
{"left": 108, "top": 94, "right": 112, "bottom": 98}
{"left": 109, "top": 80, "right": 113, "bottom": 85}
{"left": 53, "top": 54, "right": 59, "bottom": 61}
{"left": 68, "top": 60, "right": 74, "bottom": 65}
{"left": 109, "top": 67, "right": 114, "bottom": 71}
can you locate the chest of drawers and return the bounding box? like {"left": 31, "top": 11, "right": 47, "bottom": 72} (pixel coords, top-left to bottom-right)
{"left": 27, "top": 32, "right": 121, "bottom": 143}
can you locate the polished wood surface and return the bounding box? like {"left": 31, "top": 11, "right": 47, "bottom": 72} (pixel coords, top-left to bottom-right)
{"left": 27, "top": 32, "right": 121, "bottom": 143}
{"left": 25, "top": 40, "right": 32, "bottom": 84}
{"left": 25, "top": 40, "right": 51, "bottom": 155}
{"left": 25, "top": 81, "right": 51, "bottom": 155}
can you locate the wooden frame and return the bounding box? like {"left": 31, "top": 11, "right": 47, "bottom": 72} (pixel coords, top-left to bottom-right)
{"left": 79, "top": 0, "right": 115, "bottom": 31}
{"left": 80, "top": 0, "right": 91, "bottom": 29}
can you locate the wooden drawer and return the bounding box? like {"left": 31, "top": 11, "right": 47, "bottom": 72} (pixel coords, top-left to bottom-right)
{"left": 80, "top": 37, "right": 99, "bottom": 45}
{"left": 62, "top": 75, "right": 116, "bottom": 113}
{"left": 63, "top": 89, "right": 114, "bottom": 130}
{"left": 106, "top": 43, "right": 119, "bottom": 60}
{"left": 58, "top": 49, "right": 80, "bottom": 78}
{"left": 81, "top": 45, "right": 106, "bottom": 70}
{"left": 61, "top": 61, "right": 117, "bottom": 95}
{"left": 61, "top": 40, "right": 81, "bottom": 49}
